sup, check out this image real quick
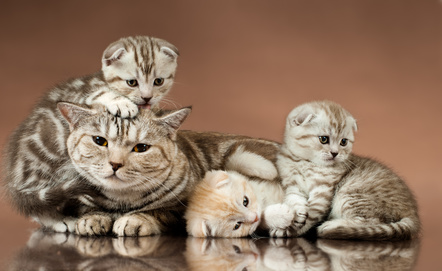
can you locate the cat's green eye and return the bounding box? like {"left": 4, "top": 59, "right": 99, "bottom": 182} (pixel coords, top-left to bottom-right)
{"left": 93, "top": 136, "right": 108, "bottom": 147}
{"left": 340, "top": 138, "right": 348, "bottom": 146}
{"left": 319, "top": 136, "right": 329, "bottom": 144}
{"left": 126, "top": 79, "right": 138, "bottom": 87}
{"left": 132, "top": 144, "right": 150, "bottom": 153}
{"left": 233, "top": 222, "right": 242, "bottom": 231}
{"left": 243, "top": 196, "right": 249, "bottom": 207}
{"left": 153, "top": 78, "right": 164, "bottom": 86}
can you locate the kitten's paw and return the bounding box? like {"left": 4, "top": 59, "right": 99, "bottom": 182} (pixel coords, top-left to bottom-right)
{"left": 106, "top": 98, "right": 139, "bottom": 118}
{"left": 293, "top": 207, "right": 308, "bottom": 229}
{"left": 75, "top": 214, "right": 112, "bottom": 236}
{"left": 113, "top": 213, "right": 162, "bottom": 237}
{"left": 270, "top": 227, "right": 296, "bottom": 238}
{"left": 265, "top": 204, "right": 294, "bottom": 229}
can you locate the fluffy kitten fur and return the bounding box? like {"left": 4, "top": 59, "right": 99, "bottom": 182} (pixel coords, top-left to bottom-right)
{"left": 185, "top": 170, "right": 293, "bottom": 237}
{"left": 275, "top": 100, "right": 420, "bottom": 240}
{"left": 3, "top": 102, "right": 280, "bottom": 236}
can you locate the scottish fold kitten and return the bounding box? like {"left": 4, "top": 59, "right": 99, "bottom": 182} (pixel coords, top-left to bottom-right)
{"left": 275, "top": 100, "right": 420, "bottom": 240}
{"left": 185, "top": 170, "right": 293, "bottom": 237}
{"left": 3, "top": 102, "right": 280, "bottom": 236}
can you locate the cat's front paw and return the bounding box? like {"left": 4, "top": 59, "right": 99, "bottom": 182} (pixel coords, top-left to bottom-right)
{"left": 106, "top": 98, "right": 139, "bottom": 118}
{"left": 270, "top": 227, "right": 296, "bottom": 238}
{"left": 75, "top": 214, "right": 112, "bottom": 236}
{"left": 264, "top": 203, "right": 294, "bottom": 229}
{"left": 113, "top": 213, "right": 162, "bottom": 237}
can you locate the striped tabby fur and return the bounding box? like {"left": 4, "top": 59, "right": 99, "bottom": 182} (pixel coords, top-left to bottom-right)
{"left": 3, "top": 103, "right": 280, "bottom": 236}
{"left": 275, "top": 101, "right": 420, "bottom": 240}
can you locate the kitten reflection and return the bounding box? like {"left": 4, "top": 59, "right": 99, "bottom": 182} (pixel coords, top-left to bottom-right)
{"left": 185, "top": 238, "right": 330, "bottom": 271}
{"left": 185, "top": 237, "right": 420, "bottom": 271}
{"left": 7, "top": 230, "right": 187, "bottom": 271}
{"left": 317, "top": 239, "right": 420, "bottom": 271}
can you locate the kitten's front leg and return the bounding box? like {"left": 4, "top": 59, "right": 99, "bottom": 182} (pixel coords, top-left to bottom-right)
{"left": 294, "top": 186, "right": 334, "bottom": 236}
{"left": 284, "top": 186, "right": 308, "bottom": 228}
{"left": 87, "top": 87, "right": 138, "bottom": 118}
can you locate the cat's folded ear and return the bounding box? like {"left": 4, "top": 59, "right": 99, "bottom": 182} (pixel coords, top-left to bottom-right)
{"left": 57, "top": 102, "right": 97, "bottom": 131}
{"left": 102, "top": 41, "right": 127, "bottom": 67}
{"left": 156, "top": 107, "right": 192, "bottom": 140}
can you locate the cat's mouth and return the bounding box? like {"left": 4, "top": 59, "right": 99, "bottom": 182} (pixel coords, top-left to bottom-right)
{"left": 138, "top": 104, "right": 151, "bottom": 110}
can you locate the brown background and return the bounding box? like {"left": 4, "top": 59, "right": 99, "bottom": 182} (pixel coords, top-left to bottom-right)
{"left": 0, "top": 0, "right": 440, "bottom": 270}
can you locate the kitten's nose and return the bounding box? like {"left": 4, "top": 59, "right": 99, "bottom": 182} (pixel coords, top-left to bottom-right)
{"left": 110, "top": 162, "right": 123, "bottom": 172}
{"left": 143, "top": 97, "right": 152, "bottom": 105}
{"left": 331, "top": 152, "right": 338, "bottom": 158}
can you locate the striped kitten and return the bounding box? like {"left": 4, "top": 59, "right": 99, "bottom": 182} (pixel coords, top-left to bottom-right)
{"left": 275, "top": 101, "right": 420, "bottom": 240}
{"left": 185, "top": 170, "right": 292, "bottom": 237}
{"left": 3, "top": 102, "right": 280, "bottom": 236}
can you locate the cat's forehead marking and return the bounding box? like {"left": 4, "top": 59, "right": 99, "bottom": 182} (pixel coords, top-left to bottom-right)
{"left": 124, "top": 36, "right": 156, "bottom": 77}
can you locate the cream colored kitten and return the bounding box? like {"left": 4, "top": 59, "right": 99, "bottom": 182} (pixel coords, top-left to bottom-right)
{"left": 185, "top": 170, "right": 293, "bottom": 237}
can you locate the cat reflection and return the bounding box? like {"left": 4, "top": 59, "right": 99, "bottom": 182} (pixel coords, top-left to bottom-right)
{"left": 7, "top": 230, "right": 419, "bottom": 271}
{"left": 6, "top": 230, "right": 187, "bottom": 271}
{"left": 185, "top": 237, "right": 419, "bottom": 271}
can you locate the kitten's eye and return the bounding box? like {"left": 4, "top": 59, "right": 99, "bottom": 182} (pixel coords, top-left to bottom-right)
{"left": 153, "top": 78, "right": 164, "bottom": 86}
{"left": 233, "top": 222, "right": 242, "bottom": 230}
{"left": 340, "top": 138, "right": 348, "bottom": 146}
{"left": 233, "top": 245, "right": 241, "bottom": 254}
{"left": 93, "top": 136, "right": 108, "bottom": 147}
{"left": 132, "top": 144, "right": 150, "bottom": 153}
{"left": 126, "top": 79, "right": 138, "bottom": 87}
{"left": 319, "top": 136, "right": 329, "bottom": 144}
{"left": 243, "top": 196, "right": 249, "bottom": 207}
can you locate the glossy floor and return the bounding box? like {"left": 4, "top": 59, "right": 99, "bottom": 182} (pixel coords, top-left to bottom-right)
{"left": 0, "top": 1, "right": 441, "bottom": 270}
{"left": 3, "top": 230, "right": 420, "bottom": 271}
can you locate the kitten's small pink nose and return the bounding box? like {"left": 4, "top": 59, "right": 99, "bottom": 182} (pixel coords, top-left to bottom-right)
{"left": 110, "top": 162, "right": 123, "bottom": 172}
{"left": 253, "top": 215, "right": 259, "bottom": 223}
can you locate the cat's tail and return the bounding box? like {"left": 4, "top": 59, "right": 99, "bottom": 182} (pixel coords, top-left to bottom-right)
{"left": 317, "top": 217, "right": 420, "bottom": 241}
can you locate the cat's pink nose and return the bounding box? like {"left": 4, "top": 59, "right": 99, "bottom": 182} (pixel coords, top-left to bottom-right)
{"left": 253, "top": 215, "right": 259, "bottom": 223}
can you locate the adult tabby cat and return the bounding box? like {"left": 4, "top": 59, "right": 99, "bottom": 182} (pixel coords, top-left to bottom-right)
{"left": 275, "top": 100, "right": 420, "bottom": 240}
{"left": 185, "top": 170, "right": 293, "bottom": 237}
{"left": 3, "top": 103, "right": 280, "bottom": 236}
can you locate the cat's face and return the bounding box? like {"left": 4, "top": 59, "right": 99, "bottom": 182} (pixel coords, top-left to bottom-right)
{"left": 284, "top": 101, "right": 357, "bottom": 167}
{"left": 58, "top": 103, "right": 190, "bottom": 192}
{"left": 102, "top": 36, "right": 179, "bottom": 108}
{"left": 185, "top": 171, "right": 261, "bottom": 238}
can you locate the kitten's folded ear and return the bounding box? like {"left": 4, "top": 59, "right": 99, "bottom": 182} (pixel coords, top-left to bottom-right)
{"left": 204, "top": 170, "right": 230, "bottom": 189}
{"left": 156, "top": 107, "right": 192, "bottom": 140}
{"left": 288, "top": 105, "right": 316, "bottom": 127}
{"left": 57, "top": 102, "right": 97, "bottom": 131}
{"left": 157, "top": 38, "right": 179, "bottom": 59}
{"left": 187, "top": 218, "right": 211, "bottom": 237}
{"left": 102, "top": 41, "right": 127, "bottom": 67}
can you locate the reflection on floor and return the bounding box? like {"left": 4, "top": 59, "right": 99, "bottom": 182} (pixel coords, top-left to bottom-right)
{"left": 6, "top": 230, "right": 420, "bottom": 271}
